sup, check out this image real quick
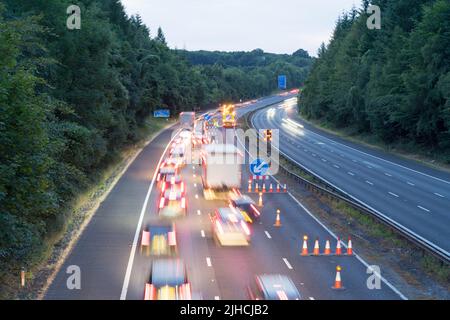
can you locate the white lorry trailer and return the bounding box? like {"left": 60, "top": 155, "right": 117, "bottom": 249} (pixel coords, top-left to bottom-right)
{"left": 201, "top": 144, "right": 242, "bottom": 200}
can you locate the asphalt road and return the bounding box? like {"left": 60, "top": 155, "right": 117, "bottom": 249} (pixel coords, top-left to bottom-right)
{"left": 44, "top": 94, "right": 405, "bottom": 300}
{"left": 250, "top": 99, "right": 450, "bottom": 258}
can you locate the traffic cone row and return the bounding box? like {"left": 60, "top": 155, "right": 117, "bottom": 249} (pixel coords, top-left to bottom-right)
{"left": 247, "top": 182, "right": 286, "bottom": 194}
{"left": 299, "top": 236, "right": 354, "bottom": 256}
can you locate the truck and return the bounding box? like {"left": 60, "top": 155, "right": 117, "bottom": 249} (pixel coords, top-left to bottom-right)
{"left": 201, "top": 144, "right": 242, "bottom": 200}
{"left": 222, "top": 104, "right": 236, "bottom": 128}
{"left": 179, "top": 111, "right": 195, "bottom": 130}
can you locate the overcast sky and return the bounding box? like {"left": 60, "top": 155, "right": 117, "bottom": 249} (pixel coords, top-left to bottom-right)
{"left": 121, "top": 0, "right": 360, "bottom": 56}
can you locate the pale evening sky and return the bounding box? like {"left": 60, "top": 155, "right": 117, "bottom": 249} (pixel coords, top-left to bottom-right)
{"left": 121, "top": 0, "right": 360, "bottom": 56}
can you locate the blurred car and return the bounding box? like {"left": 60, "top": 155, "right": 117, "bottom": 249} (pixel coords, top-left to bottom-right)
{"left": 144, "top": 259, "right": 191, "bottom": 300}
{"left": 141, "top": 222, "right": 177, "bottom": 256}
{"left": 159, "top": 187, "right": 186, "bottom": 218}
{"left": 157, "top": 160, "right": 178, "bottom": 183}
{"left": 170, "top": 144, "right": 186, "bottom": 167}
{"left": 211, "top": 207, "right": 251, "bottom": 246}
{"left": 247, "top": 274, "right": 301, "bottom": 300}
{"left": 229, "top": 194, "right": 260, "bottom": 223}
{"left": 160, "top": 174, "right": 185, "bottom": 195}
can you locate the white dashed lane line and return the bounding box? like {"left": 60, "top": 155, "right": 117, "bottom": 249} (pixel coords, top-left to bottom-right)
{"left": 434, "top": 193, "right": 445, "bottom": 198}
{"left": 264, "top": 231, "right": 272, "bottom": 239}
{"left": 195, "top": 194, "right": 199, "bottom": 199}
{"left": 418, "top": 206, "right": 430, "bottom": 213}
{"left": 333, "top": 164, "right": 340, "bottom": 169}
{"left": 206, "top": 257, "right": 212, "bottom": 267}
{"left": 347, "top": 172, "right": 355, "bottom": 176}
{"left": 384, "top": 173, "right": 392, "bottom": 177}
{"left": 282, "top": 258, "right": 293, "bottom": 270}
{"left": 366, "top": 181, "right": 374, "bottom": 186}
{"left": 197, "top": 209, "right": 201, "bottom": 215}
{"left": 388, "top": 192, "right": 399, "bottom": 198}
{"left": 407, "top": 181, "right": 415, "bottom": 186}
{"left": 201, "top": 230, "right": 205, "bottom": 238}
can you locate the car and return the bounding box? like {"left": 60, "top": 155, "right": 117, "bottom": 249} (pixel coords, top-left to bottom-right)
{"left": 169, "top": 144, "right": 186, "bottom": 167}
{"left": 247, "top": 274, "right": 301, "bottom": 300}
{"left": 141, "top": 222, "right": 177, "bottom": 256}
{"left": 160, "top": 174, "right": 185, "bottom": 195}
{"left": 144, "top": 259, "right": 191, "bottom": 300}
{"left": 159, "top": 187, "right": 187, "bottom": 218}
{"left": 210, "top": 207, "right": 251, "bottom": 246}
{"left": 229, "top": 194, "right": 261, "bottom": 223}
{"left": 157, "top": 160, "right": 178, "bottom": 184}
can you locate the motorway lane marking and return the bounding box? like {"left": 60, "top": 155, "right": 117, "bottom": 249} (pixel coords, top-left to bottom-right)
{"left": 388, "top": 192, "right": 399, "bottom": 198}
{"left": 197, "top": 209, "right": 201, "bottom": 215}
{"left": 434, "top": 193, "right": 444, "bottom": 198}
{"left": 366, "top": 181, "right": 374, "bottom": 186}
{"left": 206, "top": 257, "right": 212, "bottom": 267}
{"left": 333, "top": 164, "right": 340, "bottom": 169}
{"left": 385, "top": 173, "right": 393, "bottom": 177}
{"left": 293, "top": 118, "right": 450, "bottom": 185}
{"left": 282, "top": 258, "right": 293, "bottom": 270}
{"left": 214, "top": 296, "right": 220, "bottom": 300}
{"left": 352, "top": 159, "right": 358, "bottom": 163}
{"left": 347, "top": 172, "right": 355, "bottom": 176}
{"left": 194, "top": 183, "right": 197, "bottom": 187}
{"left": 321, "top": 158, "right": 327, "bottom": 162}
{"left": 285, "top": 192, "right": 408, "bottom": 300}
{"left": 407, "top": 181, "right": 415, "bottom": 186}
{"left": 120, "top": 130, "right": 179, "bottom": 300}
{"left": 418, "top": 206, "right": 430, "bottom": 213}
{"left": 309, "top": 297, "right": 315, "bottom": 300}
{"left": 201, "top": 230, "right": 205, "bottom": 238}
{"left": 237, "top": 120, "right": 408, "bottom": 299}
{"left": 195, "top": 194, "right": 199, "bottom": 199}
{"left": 264, "top": 231, "right": 272, "bottom": 239}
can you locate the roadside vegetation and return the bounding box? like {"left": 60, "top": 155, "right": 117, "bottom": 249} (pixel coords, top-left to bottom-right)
{"left": 0, "top": 0, "right": 312, "bottom": 298}
{"left": 300, "top": 0, "right": 450, "bottom": 164}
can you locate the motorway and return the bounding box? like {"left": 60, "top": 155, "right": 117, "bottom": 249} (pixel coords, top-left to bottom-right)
{"left": 45, "top": 94, "right": 406, "bottom": 300}
{"left": 251, "top": 98, "right": 450, "bottom": 259}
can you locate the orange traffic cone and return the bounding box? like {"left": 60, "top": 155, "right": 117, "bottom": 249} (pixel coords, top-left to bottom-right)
{"left": 332, "top": 265, "right": 344, "bottom": 290}
{"left": 262, "top": 184, "right": 266, "bottom": 193}
{"left": 258, "top": 192, "right": 263, "bottom": 207}
{"left": 324, "top": 240, "right": 331, "bottom": 255}
{"left": 301, "top": 235, "right": 308, "bottom": 256}
{"left": 274, "top": 210, "right": 281, "bottom": 227}
{"left": 255, "top": 183, "right": 259, "bottom": 193}
{"left": 276, "top": 184, "right": 280, "bottom": 193}
{"left": 336, "top": 237, "right": 342, "bottom": 256}
{"left": 347, "top": 237, "right": 353, "bottom": 255}
{"left": 248, "top": 180, "right": 252, "bottom": 193}
{"left": 283, "top": 184, "right": 287, "bottom": 192}
{"left": 269, "top": 183, "right": 273, "bottom": 193}
{"left": 313, "top": 238, "right": 320, "bottom": 256}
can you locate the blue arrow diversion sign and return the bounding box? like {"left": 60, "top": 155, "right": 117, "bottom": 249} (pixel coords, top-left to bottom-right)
{"left": 250, "top": 158, "right": 269, "bottom": 176}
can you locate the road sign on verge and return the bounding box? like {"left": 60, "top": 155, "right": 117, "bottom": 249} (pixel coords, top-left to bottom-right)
{"left": 250, "top": 158, "right": 269, "bottom": 176}
{"left": 154, "top": 109, "right": 170, "bottom": 118}
{"left": 278, "top": 75, "right": 287, "bottom": 90}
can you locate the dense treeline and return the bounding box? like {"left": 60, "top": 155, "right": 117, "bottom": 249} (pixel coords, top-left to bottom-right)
{"left": 177, "top": 49, "right": 312, "bottom": 100}
{"left": 0, "top": 0, "right": 311, "bottom": 296}
{"left": 300, "top": 0, "right": 450, "bottom": 161}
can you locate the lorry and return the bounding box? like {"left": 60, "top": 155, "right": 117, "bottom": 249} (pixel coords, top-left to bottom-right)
{"left": 201, "top": 144, "right": 242, "bottom": 200}
{"left": 222, "top": 104, "right": 236, "bottom": 128}
{"left": 179, "top": 112, "right": 195, "bottom": 130}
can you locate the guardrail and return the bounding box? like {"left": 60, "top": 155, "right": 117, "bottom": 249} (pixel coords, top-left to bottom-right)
{"left": 244, "top": 108, "right": 450, "bottom": 264}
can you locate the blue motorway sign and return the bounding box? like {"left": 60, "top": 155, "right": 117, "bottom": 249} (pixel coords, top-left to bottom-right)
{"left": 153, "top": 109, "right": 170, "bottom": 118}
{"left": 278, "top": 75, "right": 287, "bottom": 90}
{"left": 250, "top": 158, "right": 269, "bottom": 176}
